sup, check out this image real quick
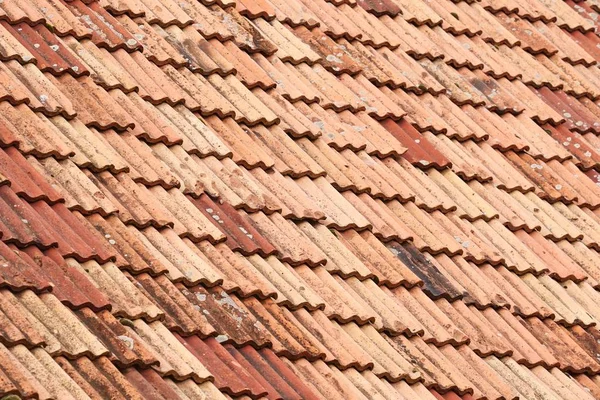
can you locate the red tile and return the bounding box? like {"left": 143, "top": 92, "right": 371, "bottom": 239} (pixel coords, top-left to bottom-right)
{"left": 66, "top": 1, "right": 142, "bottom": 52}
{"left": 191, "top": 194, "right": 278, "bottom": 257}
{"left": 380, "top": 118, "right": 450, "bottom": 169}
{"left": 356, "top": 0, "right": 402, "bottom": 17}
{"left": 23, "top": 246, "right": 110, "bottom": 311}
{"left": 0, "top": 241, "right": 51, "bottom": 293}
{"left": 3, "top": 21, "right": 88, "bottom": 76}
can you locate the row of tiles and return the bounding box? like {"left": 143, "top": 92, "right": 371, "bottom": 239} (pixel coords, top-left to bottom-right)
{"left": 5, "top": 153, "right": 600, "bottom": 333}
{"left": 2, "top": 282, "right": 600, "bottom": 400}
{"left": 1, "top": 0, "right": 600, "bottom": 135}
{"left": 2, "top": 0, "right": 599, "bottom": 71}
{"left": 3, "top": 35, "right": 600, "bottom": 145}
{"left": 3, "top": 96, "right": 600, "bottom": 220}
{"left": 4, "top": 269, "right": 600, "bottom": 374}
{"left": 4, "top": 130, "right": 600, "bottom": 289}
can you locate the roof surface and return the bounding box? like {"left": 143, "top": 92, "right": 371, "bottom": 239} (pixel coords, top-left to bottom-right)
{"left": 1, "top": 0, "right": 600, "bottom": 399}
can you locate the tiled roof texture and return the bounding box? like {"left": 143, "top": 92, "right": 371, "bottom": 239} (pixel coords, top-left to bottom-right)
{"left": 2, "top": 0, "right": 600, "bottom": 399}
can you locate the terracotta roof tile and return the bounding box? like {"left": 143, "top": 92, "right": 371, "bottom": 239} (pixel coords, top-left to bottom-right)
{"left": 124, "top": 368, "right": 226, "bottom": 400}
{"left": 356, "top": 0, "right": 402, "bottom": 17}
{"left": 192, "top": 194, "right": 278, "bottom": 257}
{"left": 0, "top": 147, "right": 63, "bottom": 203}
{"left": 3, "top": 22, "right": 88, "bottom": 77}
{"left": 391, "top": 0, "right": 443, "bottom": 27}
{"left": 70, "top": 259, "right": 164, "bottom": 320}
{"left": 218, "top": 6, "right": 278, "bottom": 54}
{"left": 0, "top": 242, "right": 53, "bottom": 293}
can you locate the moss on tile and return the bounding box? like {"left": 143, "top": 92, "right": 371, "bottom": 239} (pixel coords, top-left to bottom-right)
{"left": 1, "top": 395, "right": 22, "bottom": 400}
{"left": 119, "top": 318, "right": 135, "bottom": 328}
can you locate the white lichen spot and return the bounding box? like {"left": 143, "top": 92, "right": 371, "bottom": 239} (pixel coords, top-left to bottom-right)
{"left": 39, "top": 94, "right": 48, "bottom": 103}
{"left": 126, "top": 38, "right": 137, "bottom": 47}
{"left": 363, "top": 157, "right": 375, "bottom": 167}
{"left": 117, "top": 335, "right": 134, "bottom": 350}
{"left": 454, "top": 236, "right": 466, "bottom": 247}
{"left": 574, "top": 143, "right": 581, "bottom": 148}
{"left": 196, "top": 293, "right": 207, "bottom": 302}
{"left": 108, "top": 239, "right": 116, "bottom": 245}
{"left": 585, "top": 151, "right": 592, "bottom": 157}
{"left": 72, "top": 66, "right": 79, "bottom": 72}
{"left": 215, "top": 335, "right": 229, "bottom": 343}
{"left": 326, "top": 54, "right": 342, "bottom": 64}
{"left": 33, "top": 43, "right": 40, "bottom": 49}
{"left": 555, "top": 184, "right": 562, "bottom": 190}
{"left": 563, "top": 112, "right": 572, "bottom": 118}
{"left": 216, "top": 291, "right": 245, "bottom": 314}
{"left": 21, "top": 219, "right": 28, "bottom": 224}
{"left": 50, "top": 44, "right": 59, "bottom": 51}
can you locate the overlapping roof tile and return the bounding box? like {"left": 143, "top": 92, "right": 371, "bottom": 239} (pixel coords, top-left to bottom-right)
{"left": 1, "top": 0, "right": 600, "bottom": 398}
